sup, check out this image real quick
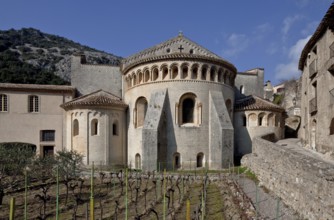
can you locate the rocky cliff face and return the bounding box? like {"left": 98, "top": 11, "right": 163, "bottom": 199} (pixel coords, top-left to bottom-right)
{"left": 0, "top": 28, "right": 122, "bottom": 84}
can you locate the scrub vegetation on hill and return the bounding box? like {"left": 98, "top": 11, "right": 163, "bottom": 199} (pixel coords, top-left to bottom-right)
{"left": 0, "top": 28, "right": 122, "bottom": 84}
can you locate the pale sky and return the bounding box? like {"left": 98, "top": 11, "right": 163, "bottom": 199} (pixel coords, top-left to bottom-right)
{"left": 1, "top": 0, "right": 333, "bottom": 84}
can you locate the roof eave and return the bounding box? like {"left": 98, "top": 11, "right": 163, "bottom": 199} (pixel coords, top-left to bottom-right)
{"left": 121, "top": 54, "right": 237, "bottom": 74}
{"left": 299, "top": 3, "right": 334, "bottom": 71}
{"left": 61, "top": 103, "right": 128, "bottom": 111}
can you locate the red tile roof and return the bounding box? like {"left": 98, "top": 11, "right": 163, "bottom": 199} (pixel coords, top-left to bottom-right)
{"left": 61, "top": 90, "right": 127, "bottom": 110}
{"left": 234, "top": 95, "right": 284, "bottom": 112}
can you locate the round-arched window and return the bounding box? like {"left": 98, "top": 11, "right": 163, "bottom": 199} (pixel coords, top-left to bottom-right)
{"left": 135, "top": 97, "right": 148, "bottom": 128}
{"left": 182, "top": 98, "right": 195, "bottom": 123}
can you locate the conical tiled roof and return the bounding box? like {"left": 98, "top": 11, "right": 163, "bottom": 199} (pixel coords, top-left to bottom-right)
{"left": 121, "top": 33, "right": 236, "bottom": 73}
{"left": 61, "top": 90, "right": 127, "bottom": 110}
{"left": 234, "top": 95, "right": 284, "bottom": 112}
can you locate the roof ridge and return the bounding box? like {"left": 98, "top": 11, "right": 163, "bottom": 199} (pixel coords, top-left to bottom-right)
{"left": 61, "top": 89, "right": 127, "bottom": 110}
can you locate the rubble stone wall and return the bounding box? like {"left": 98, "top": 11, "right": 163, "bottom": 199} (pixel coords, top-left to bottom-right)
{"left": 241, "top": 133, "right": 334, "bottom": 219}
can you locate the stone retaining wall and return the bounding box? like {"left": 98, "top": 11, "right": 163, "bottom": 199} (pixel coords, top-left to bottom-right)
{"left": 241, "top": 134, "right": 334, "bottom": 219}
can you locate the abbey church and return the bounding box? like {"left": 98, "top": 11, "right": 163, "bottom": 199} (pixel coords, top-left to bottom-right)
{"left": 0, "top": 33, "right": 284, "bottom": 170}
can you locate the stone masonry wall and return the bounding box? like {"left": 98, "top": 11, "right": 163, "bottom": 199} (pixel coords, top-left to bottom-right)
{"left": 209, "top": 91, "right": 234, "bottom": 169}
{"left": 142, "top": 89, "right": 168, "bottom": 171}
{"left": 241, "top": 134, "right": 334, "bottom": 219}
{"left": 71, "top": 56, "right": 122, "bottom": 97}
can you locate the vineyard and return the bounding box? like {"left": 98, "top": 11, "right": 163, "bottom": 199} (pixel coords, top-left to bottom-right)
{"left": 0, "top": 165, "right": 257, "bottom": 220}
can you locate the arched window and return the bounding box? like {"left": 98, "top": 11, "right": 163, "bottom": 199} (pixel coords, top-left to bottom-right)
{"left": 178, "top": 93, "right": 200, "bottom": 125}
{"left": 181, "top": 65, "right": 188, "bottom": 79}
{"left": 225, "top": 73, "right": 230, "bottom": 85}
{"left": 133, "top": 74, "right": 137, "bottom": 86}
{"left": 135, "top": 153, "right": 141, "bottom": 169}
{"left": 248, "top": 113, "right": 257, "bottom": 127}
{"left": 0, "top": 94, "right": 8, "bottom": 112}
{"left": 171, "top": 65, "right": 178, "bottom": 79}
{"left": 138, "top": 71, "right": 143, "bottom": 84}
{"left": 330, "top": 118, "right": 334, "bottom": 135}
{"left": 210, "top": 67, "right": 216, "bottom": 81}
{"left": 113, "top": 120, "right": 119, "bottom": 136}
{"left": 91, "top": 119, "right": 98, "bottom": 135}
{"left": 191, "top": 65, "right": 198, "bottom": 79}
{"left": 218, "top": 69, "right": 223, "bottom": 82}
{"left": 128, "top": 76, "right": 132, "bottom": 87}
{"left": 135, "top": 97, "right": 148, "bottom": 128}
{"left": 126, "top": 77, "right": 131, "bottom": 88}
{"left": 258, "top": 113, "right": 265, "bottom": 126}
{"left": 196, "top": 153, "right": 204, "bottom": 168}
{"left": 267, "top": 113, "right": 275, "bottom": 126}
{"left": 144, "top": 69, "right": 150, "bottom": 82}
{"left": 162, "top": 65, "right": 168, "bottom": 80}
{"left": 152, "top": 68, "right": 159, "bottom": 81}
{"left": 28, "top": 95, "right": 39, "bottom": 113}
{"left": 201, "top": 66, "right": 207, "bottom": 80}
{"left": 182, "top": 98, "right": 194, "bottom": 123}
{"left": 73, "top": 119, "right": 79, "bottom": 136}
{"left": 173, "top": 152, "right": 181, "bottom": 169}
{"left": 240, "top": 85, "right": 244, "bottom": 94}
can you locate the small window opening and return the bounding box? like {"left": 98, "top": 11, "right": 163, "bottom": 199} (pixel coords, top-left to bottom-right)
{"left": 113, "top": 122, "right": 118, "bottom": 136}
{"left": 330, "top": 118, "right": 334, "bottom": 135}
{"left": 196, "top": 153, "right": 204, "bottom": 168}
{"left": 173, "top": 153, "right": 181, "bottom": 169}
{"left": 135, "top": 153, "right": 141, "bottom": 169}
{"left": 91, "top": 119, "right": 98, "bottom": 136}
{"left": 73, "top": 119, "right": 79, "bottom": 136}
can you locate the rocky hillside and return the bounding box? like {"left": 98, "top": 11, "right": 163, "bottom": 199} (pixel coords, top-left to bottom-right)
{"left": 0, "top": 28, "right": 122, "bottom": 84}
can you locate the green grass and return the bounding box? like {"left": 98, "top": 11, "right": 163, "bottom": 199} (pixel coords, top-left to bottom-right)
{"left": 235, "top": 166, "right": 259, "bottom": 183}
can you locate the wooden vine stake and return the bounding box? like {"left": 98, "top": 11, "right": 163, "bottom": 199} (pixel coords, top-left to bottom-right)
{"left": 125, "top": 168, "right": 128, "bottom": 220}
{"left": 90, "top": 162, "right": 95, "bottom": 220}
{"left": 186, "top": 199, "right": 191, "bottom": 220}
{"left": 163, "top": 169, "right": 166, "bottom": 220}
{"left": 9, "top": 197, "right": 15, "bottom": 220}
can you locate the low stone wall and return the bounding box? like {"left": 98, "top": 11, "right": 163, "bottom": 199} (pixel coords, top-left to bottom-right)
{"left": 241, "top": 134, "right": 334, "bottom": 219}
